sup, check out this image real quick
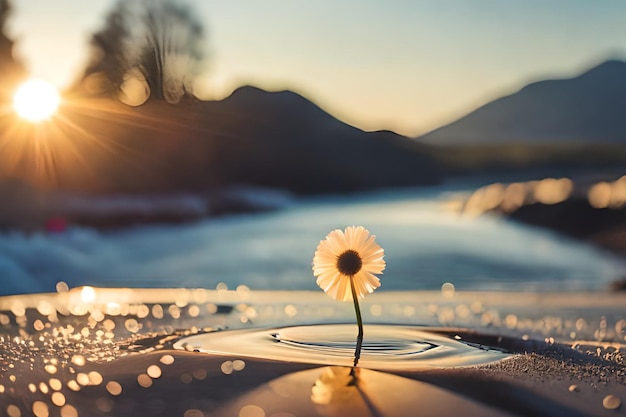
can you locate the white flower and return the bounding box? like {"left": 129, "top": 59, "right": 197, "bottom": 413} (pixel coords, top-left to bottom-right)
{"left": 312, "top": 226, "right": 385, "bottom": 302}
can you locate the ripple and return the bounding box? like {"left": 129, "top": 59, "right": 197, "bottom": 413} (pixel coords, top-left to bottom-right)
{"left": 174, "top": 324, "right": 509, "bottom": 370}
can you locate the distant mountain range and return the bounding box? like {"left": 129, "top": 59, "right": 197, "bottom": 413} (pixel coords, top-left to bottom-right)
{"left": 5, "top": 59, "right": 626, "bottom": 206}
{"left": 4, "top": 61, "right": 626, "bottom": 230}
{"left": 419, "top": 59, "right": 626, "bottom": 144}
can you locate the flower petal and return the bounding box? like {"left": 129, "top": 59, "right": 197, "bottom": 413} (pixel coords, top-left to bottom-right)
{"left": 325, "top": 275, "right": 349, "bottom": 301}
{"left": 316, "top": 271, "right": 340, "bottom": 291}
{"left": 313, "top": 251, "right": 338, "bottom": 269}
{"left": 364, "top": 271, "right": 382, "bottom": 289}
{"left": 351, "top": 274, "right": 368, "bottom": 299}
{"left": 313, "top": 265, "right": 337, "bottom": 277}
{"left": 362, "top": 249, "right": 384, "bottom": 263}
{"left": 359, "top": 236, "right": 383, "bottom": 259}
{"left": 351, "top": 227, "right": 371, "bottom": 252}
{"left": 361, "top": 257, "right": 386, "bottom": 274}
{"left": 319, "top": 234, "right": 342, "bottom": 257}
{"left": 337, "top": 278, "right": 352, "bottom": 302}
{"left": 352, "top": 226, "right": 366, "bottom": 249}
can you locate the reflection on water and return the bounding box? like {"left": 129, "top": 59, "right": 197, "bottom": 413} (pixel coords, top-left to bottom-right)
{"left": 462, "top": 177, "right": 575, "bottom": 216}
{"left": 463, "top": 176, "right": 626, "bottom": 213}
{"left": 311, "top": 366, "right": 359, "bottom": 406}
{"left": 175, "top": 324, "right": 509, "bottom": 370}
{"left": 212, "top": 364, "right": 519, "bottom": 417}
{"left": 588, "top": 175, "right": 626, "bottom": 209}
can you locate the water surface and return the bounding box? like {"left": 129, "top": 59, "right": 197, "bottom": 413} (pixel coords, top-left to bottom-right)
{"left": 0, "top": 185, "right": 624, "bottom": 294}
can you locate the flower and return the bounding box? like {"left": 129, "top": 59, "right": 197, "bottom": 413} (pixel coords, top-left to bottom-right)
{"left": 312, "top": 226, "right": 385, "bottom": 302}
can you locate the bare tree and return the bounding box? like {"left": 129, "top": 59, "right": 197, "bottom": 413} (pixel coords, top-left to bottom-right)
{"left": 136, "top": 1, "right": 204, "bottom": 102}
{"left": 81, "top": 0, "right": 206, "bottom": 103}
{"left": 82, "top": 3, "right": 131, "bottom": 97}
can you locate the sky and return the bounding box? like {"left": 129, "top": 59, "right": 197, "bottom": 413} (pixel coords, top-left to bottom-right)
{"left": 7, "top": 0, "right": 626, "bottom": 137}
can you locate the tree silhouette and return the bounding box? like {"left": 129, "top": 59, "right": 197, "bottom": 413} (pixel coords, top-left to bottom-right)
{"left": 0, "top": 0, "right": 25, "bottom": 100}
{"left": 82, "top": 3, "right": 130, "bottom": 98}
{"left": 82, "top": 0, "right": 206, "bottom": 103}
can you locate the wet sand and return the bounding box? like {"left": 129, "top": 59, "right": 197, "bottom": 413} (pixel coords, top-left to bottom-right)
{"left": 0, "top": 288, "right": 625, "bottom": 416}
{"left": 1, "top": 345, "right": 624, "bottom": 417}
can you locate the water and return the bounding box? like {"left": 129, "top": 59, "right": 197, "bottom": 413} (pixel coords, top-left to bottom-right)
{"left": 0, "top": 184, "right": 624, "bottom": 295}
{"left": 175, "top": 324, "right": 509, "bottom": 370}
{"left": 1, "top": 182, "right": 625, "bottom": 415}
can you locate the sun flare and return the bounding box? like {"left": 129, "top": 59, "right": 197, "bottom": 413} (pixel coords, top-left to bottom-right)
{"left": 13, "top": 79, "right": 61, "bottom": 122}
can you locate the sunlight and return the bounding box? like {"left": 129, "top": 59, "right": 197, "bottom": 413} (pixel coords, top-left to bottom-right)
{"left": 13, "top": 79, "right": 60, "bottom": 122}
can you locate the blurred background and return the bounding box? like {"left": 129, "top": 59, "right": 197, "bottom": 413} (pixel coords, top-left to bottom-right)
{"left": 1, "top": 0, "right": 626, "bottom": 295}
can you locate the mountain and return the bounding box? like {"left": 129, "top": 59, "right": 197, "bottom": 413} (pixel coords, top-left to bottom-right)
{"left": 202, "top": 86, "right": 441, "bottom": 193}
{"left": 419, "top": 59, "right": 626, "bottom": 144}
{"left": 0, "top": 86, "right": 441, "bottom": 196}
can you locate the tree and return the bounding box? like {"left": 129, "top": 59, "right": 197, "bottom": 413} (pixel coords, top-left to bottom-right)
{"left": 0, "top": 0, "right": 25, "bottom": 100}
{"left": 136, "top": 1, "right": 205, "bottom": 102}
{"left": 81, "top": 4, "right": 131, "bottom": 97}
{"left": 81, "top": 0, "right": 206, "bottom": 103}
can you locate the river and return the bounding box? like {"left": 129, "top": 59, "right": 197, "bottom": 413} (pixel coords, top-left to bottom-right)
{"left": 0, "top": 183, "right": 624, "bottom": 295}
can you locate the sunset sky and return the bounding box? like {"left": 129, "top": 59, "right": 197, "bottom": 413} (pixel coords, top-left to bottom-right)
{"left": 8, "top": 0, "right": 626, "bottom": 137}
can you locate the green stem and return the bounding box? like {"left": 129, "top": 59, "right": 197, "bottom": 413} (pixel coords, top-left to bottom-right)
{"left": 350, "top": 276, "right": 363, "bottom": 367}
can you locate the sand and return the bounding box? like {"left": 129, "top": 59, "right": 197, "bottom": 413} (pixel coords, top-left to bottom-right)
{"left": 0, "top": 287, "right": 625, "bottom": 417}
{"left": 1, "top": 346, "right": 624, "bottom": 417}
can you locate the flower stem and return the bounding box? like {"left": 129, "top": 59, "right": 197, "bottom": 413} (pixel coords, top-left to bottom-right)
{"left": 350, "top": 276, "right": 363, "bottom": 367}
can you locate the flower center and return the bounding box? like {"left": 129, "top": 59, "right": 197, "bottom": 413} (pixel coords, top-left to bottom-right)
{"left": 336, "top": 250, "right": 363, "bottom": 276}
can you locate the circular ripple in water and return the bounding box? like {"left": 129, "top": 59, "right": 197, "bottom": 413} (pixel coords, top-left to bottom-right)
{"left": 174, "top": 324, "right": 508, "bottom": 370}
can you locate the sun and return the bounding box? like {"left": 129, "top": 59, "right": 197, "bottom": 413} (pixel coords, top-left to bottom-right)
{"left": 13, "top": 79, "right": 61, "bottom": 122}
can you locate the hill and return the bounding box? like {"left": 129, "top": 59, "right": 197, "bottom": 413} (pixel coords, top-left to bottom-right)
{"left": 420, "top": 59, "right": 626, "bottom": 145}
{"left": 0, "top": 86, "right": 441, "bottom": 195}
